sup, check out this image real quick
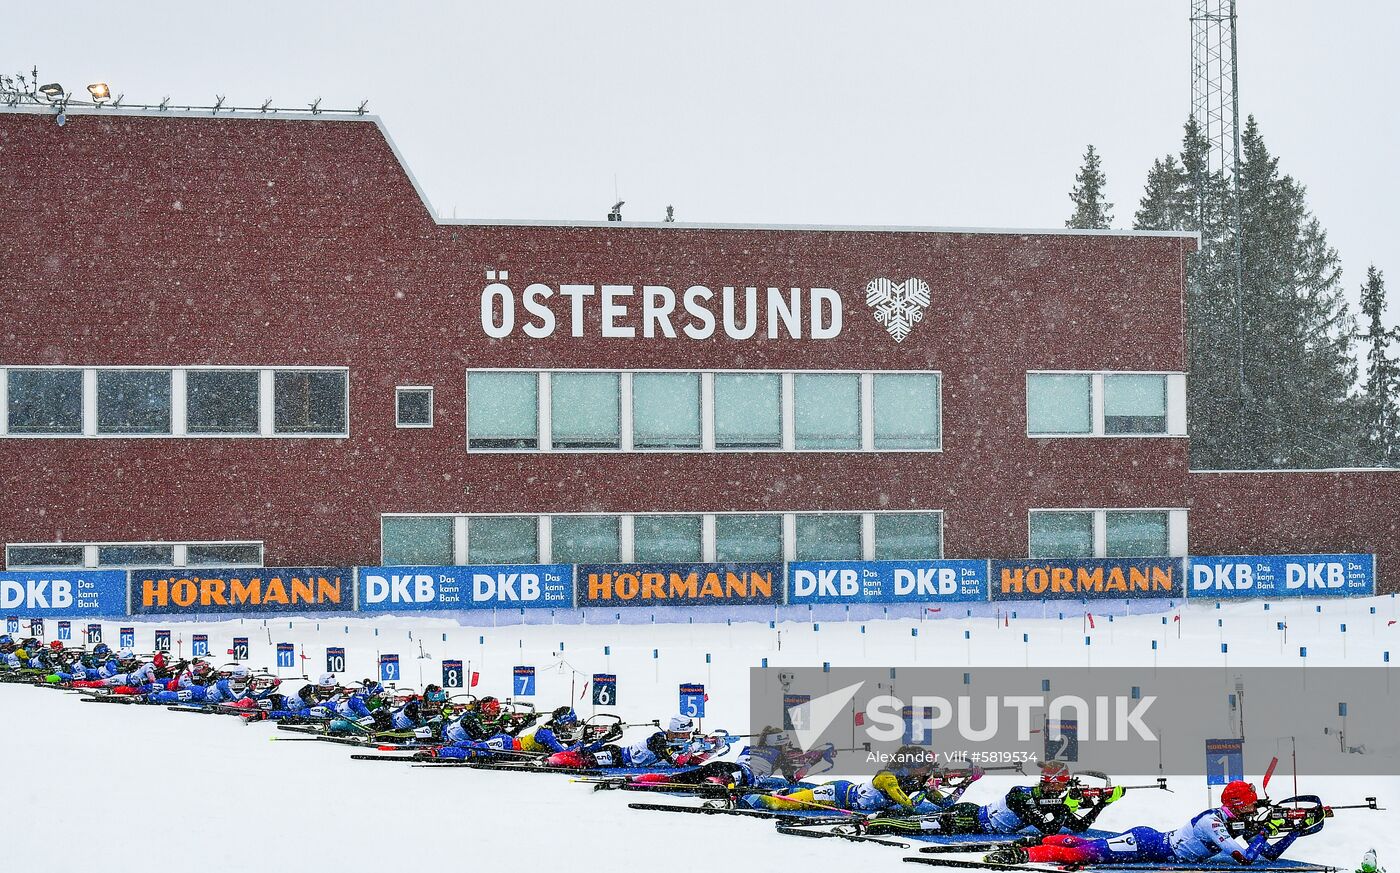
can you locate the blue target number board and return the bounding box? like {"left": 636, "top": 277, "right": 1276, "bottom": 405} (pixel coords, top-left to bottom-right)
{"left": 442, "top": 659, "right": 463, "bottom": 688}
{"left": 513, "top": 665, "right": 536, "bottom": 697}
{"left": 192, "top": 634, "right": 209, "bottom": 657}
{"left": 592, "top": 673, "right": 617, "bottom": 706}
{"left": 679, "top": 684, "right": 705, "bottom": 719}
{"left": 379, "top": 654, "right": 399, "bottom": 682}
{"left": 276, "top": 643, "right": 295, "bottom": 669}
{"left": 1205, "top": 738, "right": 1244, "bottom": 785}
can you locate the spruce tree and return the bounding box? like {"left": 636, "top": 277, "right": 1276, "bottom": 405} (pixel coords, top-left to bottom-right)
{"left": 1233, "top": 116, "right": 1357, "bottom": 468}
{"left": 1356, "top": 266, "right": 1400, "bottom": 464}
{"left": 1133, "top": 156, "right": 1187, "bottom": 230}
{"left": 1066, "top": 145, "right": 1114, "bottom": 229}
{"left": 1133, "top": 117, "right": 1361, "bottom": 468}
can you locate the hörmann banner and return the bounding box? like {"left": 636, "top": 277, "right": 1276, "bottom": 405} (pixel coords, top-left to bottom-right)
{"left": 357, "top": 565, "right": 574, "bottom": 611}
{"left": 0, "top": 570, "right": 127, "bottom": 617}
{"left": 787, "top": 560, "right": 988, "bottom": 605}
{"left": 1187, "top": 554, "right": 1376, "bottom": 599}
{"left": 129, "top": 567, "right": 351, "bottom": 615}
{"left": 577, "top": 562, "right": 782, "bottom": 607}
{"left": 990, "top": 558, "right": 1183, "bottom": 601}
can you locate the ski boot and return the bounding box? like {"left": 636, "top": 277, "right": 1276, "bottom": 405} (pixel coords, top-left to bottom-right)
{"left": 983, "top": 846, "right": 1030, "bottom": 865}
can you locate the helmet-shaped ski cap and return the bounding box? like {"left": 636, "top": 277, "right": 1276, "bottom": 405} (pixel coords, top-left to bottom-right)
{"left": 1220, "top": 780, "right": 1259, "bottom": 818}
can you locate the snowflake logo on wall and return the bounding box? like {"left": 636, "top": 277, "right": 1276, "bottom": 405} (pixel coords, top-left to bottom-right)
{"left": 865, "top": 277, "right": 930, "bottom": 343}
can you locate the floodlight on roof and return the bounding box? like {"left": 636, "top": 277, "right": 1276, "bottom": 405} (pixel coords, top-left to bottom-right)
{"left": 87, "top": 82, "right": 110, "bottom": 101}
{"left": 38, "top": 82, "right": 64, "bottom": 100}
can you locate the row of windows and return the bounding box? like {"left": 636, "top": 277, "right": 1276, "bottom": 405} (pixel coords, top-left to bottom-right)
{"left": 465, "top": 370, "right": 942, "bottom": 452}
{"left": 0, "top": 368, "right": 347, "bottom": 438}
{"left": 1028, "top": 509, "right": 1185, "bottom": 559}
{"left": 1027, "top": 372, "right": 1185, "bottom": 437}
{"left": 2, "top": 510, "right": 1183, "bottom": 570}
{"left": 382, "top": 512, "right": 945, "bottom": 566}
{"left": 5, "top": 541, "right": 264, "bottom": 569}
{"left": 1, "top": 366, "right": 1184, "bottom": 445}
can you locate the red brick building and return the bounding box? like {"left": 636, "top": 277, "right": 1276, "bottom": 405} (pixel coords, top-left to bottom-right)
{"left": 1, "top": 107, "right": 1394, "bottom": 589}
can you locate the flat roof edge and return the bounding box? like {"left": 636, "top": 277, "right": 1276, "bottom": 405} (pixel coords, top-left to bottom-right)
{"left": 0, "top": 105, "right": 1200, "bottom": 241}
{"left": 1189, "top": 467, "right": 1400, "bottom": 474}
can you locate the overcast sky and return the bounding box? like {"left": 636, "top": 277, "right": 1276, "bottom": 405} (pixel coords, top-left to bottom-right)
{"left": 6, "top": 1, "right": 1396, "bottom": 328}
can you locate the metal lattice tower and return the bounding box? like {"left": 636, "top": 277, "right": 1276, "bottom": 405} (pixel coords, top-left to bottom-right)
{"left": 1190, "top": 0, "right": 1242, "bottom": 184}
{"left": 1190, "top": 0, "right": 1249, "bottom": 422}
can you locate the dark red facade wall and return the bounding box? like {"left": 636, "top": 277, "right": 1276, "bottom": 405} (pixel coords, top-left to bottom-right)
{"left": 7, "top": 110, "right": 1375, "bottom": 580}
{"left": 1188, "top": 472, "right": 1399, "bottom": 591}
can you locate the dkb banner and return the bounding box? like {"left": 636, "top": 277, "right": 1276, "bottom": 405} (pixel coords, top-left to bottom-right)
{"left": 787, "top": 560, "right": 988, "bottom": 605}
{"left": 577, "top": 562, "right": 782, "bottom": 607}
{"left": 130, "top": 567, "right": 351, "bottom": 615}
{"left": 1187, "top": 554, "right": 1375, "bottom": 599}
{"left": 0, "top": 570, "right": 127, "bottom": 617}
{"left": 357, "top": 565, "right": 573, "bottom": 611}
{"left": 990, "top": 557, "right": 1183, "bottom": 601}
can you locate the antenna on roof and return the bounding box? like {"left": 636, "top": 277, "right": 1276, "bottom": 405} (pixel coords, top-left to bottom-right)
{"left": 356, "top": 99, "right": 368, "bottom": 115}
{"left": 309, "top": 97, "right": 322, "bottom": 115}
{"left": 260, "top": 98, "right": 273, "bottom": 113}
{"left": 212, "top": 94, "right": 225, "bottom": 115}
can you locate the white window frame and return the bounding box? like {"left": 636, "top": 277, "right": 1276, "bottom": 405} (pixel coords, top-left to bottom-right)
{"left": 462, "top": 368, "right": 943, "bottom": 455}
{"left": 378, "top": 510, "right": 945, "bottom": 565}
{"left": 1027, "top": 508, "right": 1188, "bottom": 558}
{"left": 4, "top": 540, "right": 264, "bottom": 569}
{"left": 0, "top": 365, "right": 349, "bottom": 439}
{"left": 1026, "top": 371, "right": 1186, "bottom": 438}
{"left": 395, "top": 385, "right": 435, "bottom": 429}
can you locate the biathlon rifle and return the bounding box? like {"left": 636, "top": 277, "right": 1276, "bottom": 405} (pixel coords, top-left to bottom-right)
{"left": 1256, "top": 795, "right": 1381, "bottom": 836}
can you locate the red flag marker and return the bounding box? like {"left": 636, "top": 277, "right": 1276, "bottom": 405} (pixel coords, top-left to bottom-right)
{"left": 1087, "top": 613, "right": 1096, "bottom": 629}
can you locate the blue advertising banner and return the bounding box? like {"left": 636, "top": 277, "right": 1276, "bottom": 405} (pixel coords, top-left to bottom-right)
{"left": 990, "top": 558, "right": 1183, "bottom": 601}
{"left": 787, "top": 560, "right": 987, "bottom": 605}
{"left": 356, "top": 565, "right": 573, "bottom": 611}
{"left": 0, "top": 570, "right": 127, "bottom": 617}
{"left": 129, "top": 567, "right": 351, "bottom": 615}
{"left": 1187, "top": 554, "right": 1375, "bottom": 599}
{"left": 577, "top": 562, "right": 782, "bottom": 607}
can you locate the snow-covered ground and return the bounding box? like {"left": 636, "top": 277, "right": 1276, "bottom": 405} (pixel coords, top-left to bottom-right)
{"left": 7, "top": 596, "right": 1397, "bottom": 872}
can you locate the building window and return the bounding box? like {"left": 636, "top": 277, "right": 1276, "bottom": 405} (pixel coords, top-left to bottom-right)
{"left": 1029, "top": 511, "right": 1095, "bottom": 558}
{"left": 381, "top": 516, "right": 455, "bottom": 566}
{"left": 96, "top": 369, "right": 172, "bottom": 435}
{"left": 873, "top": 513, "right": 943, "bottom": 560}
{"left": 468, "top": 372, "right": 538, "bottom": 449}
{"left": 396, "top": 386, "right": 434, "bottom": 428}
{"left": 551, "top": 372, "right": 620, "bottom": 449}
{"left": 1027, "top": 374, "right": 1092, "bottom": 436}
{"left": 5, "top": 544, "right": 85, "bottom": 568}
{"left": 187, "top": 369, "right": 260, "bottom": 434}
{"left": 633, "top": 515, "right": 703, "bottom": 563}
{"left": 1030, "top": 508, "right": 1183, "bottom": 558}
{"left": 714, "top": 514, "right": 784, "bottom": 562}
{"left": 6, "top": 369, "right": 83, "bottom": 434}
{"left": 1104, "top": 510, "right": 1170, "bottom": 557}
{"left": 795, "top": 513, "right": 863, "bottom": 561}
{"left": 184, "top": 543, "right": 263, "bottom": 566}
{"left": 1104, "top": 375, "right": 1167, "bottom": 435}
{"left": 794, "top": 374, "right": 861, "bottom": 449}
{"left": 97, "top": 544, "right": 175, "bottom": 567}
{"left": 632, "top": 372, "right": 700, "bottom": 449}
{"left": 873, "top": 373, "right": 941, "bottom": 450}
{"left": 713, "top": 373, "right": 782, "bottom": 449}
{"left": 273, "top": 370, "right": 347, "bottom": 435}
{"left": 468, "top": 516, "right": 539, "bottom": 564}
{"left": 552, "top": 516, "right": 621, "bottom": 563}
